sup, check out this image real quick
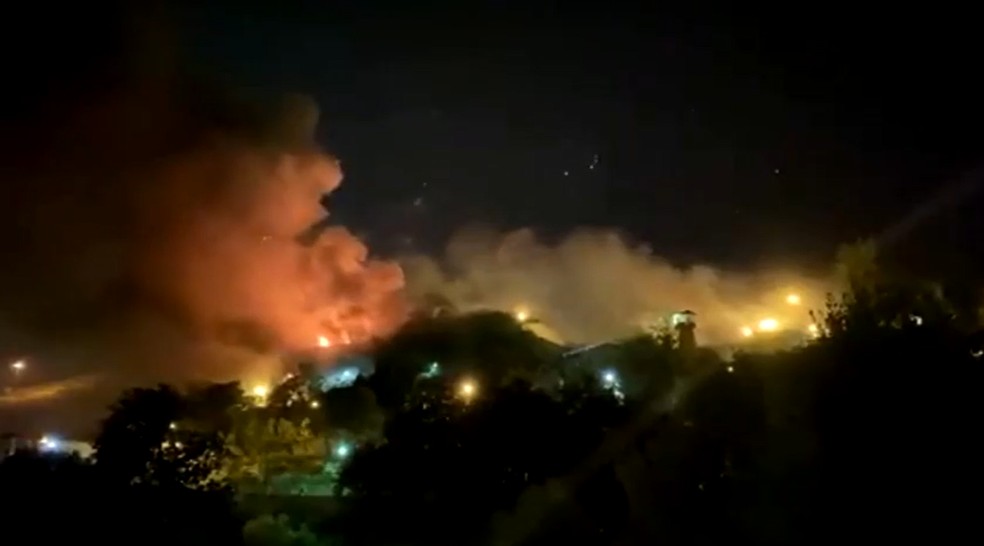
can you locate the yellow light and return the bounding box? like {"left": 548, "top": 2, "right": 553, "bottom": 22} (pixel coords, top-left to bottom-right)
{"left": 459, "top": 379, "right": 477, "bottom": 399}
{"left": 514, "top": 309, "right": 529, "bottom": 322}
{"left": 785, "top": 293, "right": 801, "bottom": 305}
{"left": 251, "top": 384, "right": 269, "bottom": 398}
{"left": 807, "top": 323, "right": 820, "bottom": 337}
{"left": 318, "top": 336, "right": 331, "bottom": 348}
{"left": 10, "top": 359, "right": 26, "bottom": 372}
{"left": 740, "top": 326, "right": 754, "bottom": 338}
{"left": 726, "top": 366, "right": 734, "bottom": 373}
{"left": 758, "top": 318, "right": 779, "bottom": 332}
{"left": 309, "top": 401, "right": 320, "bottom": 409}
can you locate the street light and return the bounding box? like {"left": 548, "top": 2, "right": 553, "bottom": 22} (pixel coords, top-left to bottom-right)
{"left": 757, "top": 318, "right": 779, "bottom": 332}
{"left": 458, "top": 379, "right": 477, "bottom": 401}
{"left": 10, "top": 360, "right": 25, "bottom": 374}
{"left": 250, "top": 384, "right": 270, "bottom": 406}
{"left": 251, "top": 384, "right": 269, "bottom": 398}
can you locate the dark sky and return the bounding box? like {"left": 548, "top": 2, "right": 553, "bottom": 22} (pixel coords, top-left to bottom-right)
{"left": 9, "top": 1, "right": 984, "bottom": 271}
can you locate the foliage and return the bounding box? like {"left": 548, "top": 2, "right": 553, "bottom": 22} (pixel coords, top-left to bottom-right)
{"left": 319, "top": 380, "right": 384, "bottom": 441}
{"left": 95, "top": 384, "right": 211, "bottom": 488}
{"left": 370, "top": 311, "right": 558, "bottom": 410}
{"left": 224, "top": 413, "right": 326, "bottom": 489}
{"left": 243, "top": 514, "right": 334, "bottom": 546}
{"left": 0, "top": 450, "right": 242, "bottom": 545}
{"left": 19, "top": 292, "right": 984, "bottom": 545}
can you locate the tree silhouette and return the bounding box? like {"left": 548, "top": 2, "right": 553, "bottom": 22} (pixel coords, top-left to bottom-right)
{"left": 370, "top": 311, "right": 558, "bottom": 411}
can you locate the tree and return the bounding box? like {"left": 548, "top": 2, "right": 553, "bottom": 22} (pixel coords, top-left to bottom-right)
{"left": 319, "top": 380, "right": 384, "bottom": 441}
{"left": 94, "top": 384, "right": 183, "bottom": 485}
{"left": 95, "top": 383, "right": 239, "bottom": 491}
{"left": 338, "top": 376, "right": 631, "bottom": 545}
{"left": 370, "top": 311, "right": 558, "bottom": 410}
{"left": 243, "top": 514, "right": 334, "bottom": 546}
{"left": 224, "top": 412, "right": 326, "bottom": 491}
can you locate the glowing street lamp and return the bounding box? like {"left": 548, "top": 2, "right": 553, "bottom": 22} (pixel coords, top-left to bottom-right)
{"left": 514, "top": 309, "right": 529, "bottom": 322}
{"left": 335, "top": 441, "right": 352, "bottom": 459}
{"left": 740, "top": 326, "right": 754, "bottom": 338}
{"left": 458, "top": 378, "right": 477, "bottom": 401}
{"left": 250, "top": 384, "right": 270, "bottom": 406}
{"left": 785, "top": 293, "right": 801, "bottom": 306}
{"left": 757, "top": 318, "right": 779, "bottom": 332}
{"left": 10, "top": 360, "right": 25, "bottom": 374}
{"left": 251, "top": 384, "right": 269, "bottom": 398}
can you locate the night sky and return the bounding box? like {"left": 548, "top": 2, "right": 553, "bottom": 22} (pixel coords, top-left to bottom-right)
{"left": 8, "top": 1, "right": 984, "bottom": 271}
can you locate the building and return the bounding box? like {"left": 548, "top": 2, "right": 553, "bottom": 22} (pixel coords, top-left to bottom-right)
{"left": 1, "top": 434, "right": 93, "bottom": 460}
{"left": 672, "top": 310, "right": 698, "bottom": 357}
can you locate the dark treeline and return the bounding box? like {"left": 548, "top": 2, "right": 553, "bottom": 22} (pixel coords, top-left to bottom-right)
{"left": 2, "top": 258, "right": 983, "bottom": 546}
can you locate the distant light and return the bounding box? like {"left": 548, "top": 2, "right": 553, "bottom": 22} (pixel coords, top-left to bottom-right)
{"left": 310, "top": 400, "right": 320, "bottom": 409}
{"left": 599, "top": 369, "right": 624, "bottom": 401}
{"left": 807, "top": 323, "right": 820, "bottom": 337}
{"left": 459, "top": 379, "right": 477, "bottom": 400}
{"left": 757, "top": 318, "right": 779, "bottom": 332}
{"left": 335, "top": 442, "right": 352, "bottom": 458}
{"left": 672, "top": 312, "right": 695, "bottom": 327}
{"left": 785, "top": 293, "right": 801, "bottom": 306}
{"left": 251, "top": 384, "right": 269, "bottom": 399}
{"left": 39, "top": 435, "right": 59, "bottom": 451}
{"left": 169, "top": 422, "right": 177, "bottom": 430}
{"left": 318, "top": 336, "right": 331, "bottom": 348}
{"left": 174, "top": 441, "right": 183, "bottom": 449}
{"left": 422, "top": 361, "right": 441, "bottom": 378}
{"left": 515, "top": 309, "right": 529, "bottom": 322}
{"left": 10, "top": 360, "right": 26, "bottom": 372}
{"left": 726, "top": 366, "right": 734, "bottom": 373}
{"left": 740, "top": 326, "right": 754, "bottom": 338}
{"left": 910, "top": 314, "right": 923, "bottom": 326}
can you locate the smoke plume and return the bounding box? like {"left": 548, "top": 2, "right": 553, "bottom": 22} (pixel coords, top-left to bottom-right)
{"left": 402, "top": 227, "right": 829, "bottom": 345}
{"left": 0, "top": 12, "right": 405, "bottom": 433}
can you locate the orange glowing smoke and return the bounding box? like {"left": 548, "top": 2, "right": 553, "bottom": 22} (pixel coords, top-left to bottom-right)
{"left": 137, "top": 144, "right": 407, "bottom": 356}
{"left": 0, "top": 15, "right": 414, "bottom": 429}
